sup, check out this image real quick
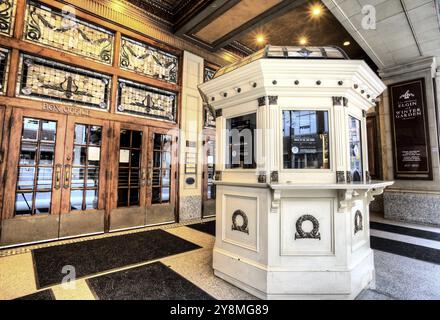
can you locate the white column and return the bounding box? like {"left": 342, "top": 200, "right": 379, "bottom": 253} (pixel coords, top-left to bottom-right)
{"left": 179, "top": 51, "right": 204, "bottom": 221}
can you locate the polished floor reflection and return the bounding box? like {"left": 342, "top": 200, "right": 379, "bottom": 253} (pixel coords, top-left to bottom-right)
{"left": 0, "top": 215, "right": 439, "bottom": 300}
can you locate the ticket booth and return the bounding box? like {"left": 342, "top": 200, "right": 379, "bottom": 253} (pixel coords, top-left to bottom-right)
{"left": 199, "top": 46, "right": 393, "bottom": 299}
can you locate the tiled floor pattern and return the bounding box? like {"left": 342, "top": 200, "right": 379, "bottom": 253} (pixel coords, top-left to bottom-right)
{"left": 1, "top": 215, "right": 439, "bottom": 300}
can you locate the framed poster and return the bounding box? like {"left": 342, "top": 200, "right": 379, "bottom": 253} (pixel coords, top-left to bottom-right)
{"left": 389, "top": 78, "right": 432, "bottom": 180}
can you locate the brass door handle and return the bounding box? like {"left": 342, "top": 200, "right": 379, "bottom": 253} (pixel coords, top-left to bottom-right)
{"left": 54, "top": 164, "right": 62, "bottom": 190}
{"left": 63, "top": 164, "right": 71, "bottom": 189}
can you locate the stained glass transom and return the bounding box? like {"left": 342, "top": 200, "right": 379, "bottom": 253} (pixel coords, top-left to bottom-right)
{"left": 24, "top": 1, "right": 114, "bottom": 64}
{"left": 120, "top": 36, "right": 178, "bottom": 84}
{"left": 0, "top": 47, "right": 10, "bottom": 95}
{"left": 17, "top": 54, "right": 111, "bottom": 110}
{"left": 0, "top": 0, "right": 17, "bottom": 36}
{"left": 117, "top": 78, "right": 176, "bottom": 122}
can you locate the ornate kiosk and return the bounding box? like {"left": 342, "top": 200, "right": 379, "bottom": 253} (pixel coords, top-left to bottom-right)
{"left": 198, "top": 46, "right": 393, "bottom": 299}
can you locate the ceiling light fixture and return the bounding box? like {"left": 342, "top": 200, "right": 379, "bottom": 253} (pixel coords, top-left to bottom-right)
{"left": 343, "top": 41, "right": 351, "bottom": 46}
{"left": 299, "top": 37, "right": 308, "bottom": 46}
{"left": 310, "top": 3, "right": 324, "bottom": 17}
{"left": 256, "top": 34, "right": 266, "bottom": 45}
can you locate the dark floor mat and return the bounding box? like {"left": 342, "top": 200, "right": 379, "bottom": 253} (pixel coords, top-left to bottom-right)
{"left": 371, "top": 236, "right": 440, "bottom": 264}
{"left": 87, "top": 262, "right": 215, "bottom": 300}
{"left": 187, "top": 220, "right": 215, "bottom": 236}
{"left": 33, "top": 229, "right": 201, "bottom": 289}
{"left": 370, "top": 221, "right": 440, "bottom": 241}
{"left": 15, "top": 289, "right": 55, "bottom": 300}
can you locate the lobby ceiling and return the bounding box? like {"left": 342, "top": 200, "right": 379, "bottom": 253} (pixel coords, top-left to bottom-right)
{"left": 322, "top": 0, "right": 440, "bottom": 69}
{"left": 126, "top": 0, "right": 376, "bottom": 67}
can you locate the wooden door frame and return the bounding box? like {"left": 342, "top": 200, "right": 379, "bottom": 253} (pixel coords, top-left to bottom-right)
{"left": 0, "top": 105, "right": 9, "bottom": 223}
{"left": 1, "top": 107, "right": 67, "bottom": 220}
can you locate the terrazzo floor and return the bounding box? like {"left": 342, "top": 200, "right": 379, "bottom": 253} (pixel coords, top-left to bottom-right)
{"left": 0, "top": 215, "right": 439, "bottom": 300}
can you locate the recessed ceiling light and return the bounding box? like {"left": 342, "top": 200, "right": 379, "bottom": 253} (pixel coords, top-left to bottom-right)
{"left": 299, "top": 37, "right": 308, "bottom": 46}
{"left": 310, "top": 3, "right": 324, "bottom": 17}
{"left": 256, "top": 34, "right": 266, "bottom": 44}
{"left": 343, "top": 41, "right": 351, "bottom": 46}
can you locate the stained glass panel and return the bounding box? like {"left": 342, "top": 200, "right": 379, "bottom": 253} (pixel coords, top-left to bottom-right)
{"left": 117, "top": 78, "right": 176, "bottom": 122}
{"left": 120, "top": 36, "right": 178, "bottom": 84}
{"left": 24, "top": 1, "right": 114, "bottom": 64}
{"left": 0, "top": 47, "right": 10, "bottom": 95}
{"left": 17, "top": 54, "right": 111, "bottom": 110}
{"left": 0, "top": 0, "right": 16, "bottom": 36}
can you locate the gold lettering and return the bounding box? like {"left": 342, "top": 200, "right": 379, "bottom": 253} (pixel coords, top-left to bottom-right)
{"left": 43, "top": 103, "right": 90, "bottom": 117}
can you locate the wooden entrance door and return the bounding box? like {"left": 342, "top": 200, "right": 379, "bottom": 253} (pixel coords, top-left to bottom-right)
{"left": 146, "top": 128, "right": 178, "bottom": 225}
{"left": 109, "top": 125, "right": 178, "bottom": 230}
{"left": 1, "top": 108, "right": 67, "bottom": 246}
{"left": 58, "top": 116, "right": 110, "bottom": 238}
{"left": 202, "top": 134, "right": 216, "bottom": 218}
{"left": 109, "top": 122, "right": 149, "bottom": 231}
{"left": 0, "top": 109, "right": 110, "bottom": 246}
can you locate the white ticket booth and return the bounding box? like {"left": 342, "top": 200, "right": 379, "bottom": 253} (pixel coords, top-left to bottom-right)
{"left": 198, "top": 46, "right": 393, "bottom": 300}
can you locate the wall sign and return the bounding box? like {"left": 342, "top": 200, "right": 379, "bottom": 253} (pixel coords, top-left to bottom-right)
{"left": 389, "top": 78, "right": 432, "bottom": 180}
{"left": 42, "top": 103, "right": 90, "bottom": 116}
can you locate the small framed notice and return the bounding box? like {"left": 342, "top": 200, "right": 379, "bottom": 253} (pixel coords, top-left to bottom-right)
{"left": 119, "top": 149, "right": 130, "bottom": 163}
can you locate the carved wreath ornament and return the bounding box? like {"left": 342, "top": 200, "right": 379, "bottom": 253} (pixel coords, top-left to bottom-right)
{"left": 231, "top": 210, "right": 249, "bottom": 234}
{"left": 354, "top": 210, "right": 363, "bottom": 235}
{"left": 295, "top": 215, "right": 321, "bottom": 240}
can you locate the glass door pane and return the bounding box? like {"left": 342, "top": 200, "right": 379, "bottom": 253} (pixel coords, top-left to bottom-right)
{"left": 117, "top": 129, "right": 142, "bottom": 207}
{"left": 70, "top": 124, "right": 102, "bottom": 210}
{"left": 151, "top": 134, "right": 171, "bottom": 204}
{"left": 15, "top": 118, "right": 57, "bottom": 215}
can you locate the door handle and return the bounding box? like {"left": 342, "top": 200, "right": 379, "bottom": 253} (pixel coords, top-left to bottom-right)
{"left": 63, "top": 164, "right": 71, "bottom": 189}
{"left": 54, "top": 164, "right": 62, "bottom": 190}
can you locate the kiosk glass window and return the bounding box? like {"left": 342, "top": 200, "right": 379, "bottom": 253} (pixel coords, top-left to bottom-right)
{"left": 349, "top": 116, "right": 363, "bottom": 181}
{"left": 226, "top": 113, "right": 256, "bottom": 169}
{"left": 283, "top": 110, "right": 330, "bottom": 169}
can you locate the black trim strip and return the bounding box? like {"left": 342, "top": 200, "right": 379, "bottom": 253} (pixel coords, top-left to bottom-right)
{"left": 371, "top": 236, "right": 440, "bottom": 265}
{"left": 370, "top": 222, "right": 440, "bottom": 242}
